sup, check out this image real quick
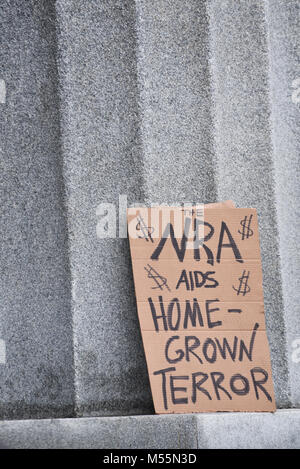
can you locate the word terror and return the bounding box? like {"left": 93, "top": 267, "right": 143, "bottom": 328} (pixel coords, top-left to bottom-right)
{"left": 154, "top": 366, "right": 272, "bottom": 410}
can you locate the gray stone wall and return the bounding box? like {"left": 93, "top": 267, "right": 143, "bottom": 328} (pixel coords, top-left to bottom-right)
{"left": 0, "top": 0, "right": 299, "bottom": 419}
{"left": 0, "top": 0, "right": 75, "bottom": 419}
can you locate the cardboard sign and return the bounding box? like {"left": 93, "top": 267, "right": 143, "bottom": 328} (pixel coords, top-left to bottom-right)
{"left": 127, "top": 204, "right": 276, "bottom": 413}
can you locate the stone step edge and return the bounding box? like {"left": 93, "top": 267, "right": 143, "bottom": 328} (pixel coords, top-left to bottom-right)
{"left": 0, "top": 409, "right": 299, "bottom": 448}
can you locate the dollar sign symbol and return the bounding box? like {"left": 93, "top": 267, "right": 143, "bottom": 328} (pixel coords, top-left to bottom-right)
{"left": 238, "top": 215, "right": 253, "bottom": 240}
{"left": 233, "top": 270, "right": 251, "bottom": 296}
{"left": 136, "top": 216, "right": 154, "bottom": 243}
{"left": 144, "top": 264, "right": 171, "bottom": 292}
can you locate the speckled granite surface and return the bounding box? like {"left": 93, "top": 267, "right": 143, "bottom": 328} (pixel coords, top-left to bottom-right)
{"left": 0, "top": 0, "right": 299, "bottom": 421}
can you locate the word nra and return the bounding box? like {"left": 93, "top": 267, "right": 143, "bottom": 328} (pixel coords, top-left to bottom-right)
{"left": 151, "top": 218, "right": 243, "bottom": 265}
